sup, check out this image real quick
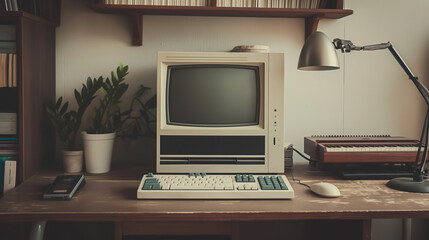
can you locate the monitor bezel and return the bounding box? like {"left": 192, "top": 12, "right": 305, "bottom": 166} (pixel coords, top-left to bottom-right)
{"left": 166, "top": 64, "right": 261, "bottom": 127}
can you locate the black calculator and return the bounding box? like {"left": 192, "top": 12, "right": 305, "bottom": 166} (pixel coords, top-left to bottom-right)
{"left": 43, "top": 174, "right": 85, "bottom": 200}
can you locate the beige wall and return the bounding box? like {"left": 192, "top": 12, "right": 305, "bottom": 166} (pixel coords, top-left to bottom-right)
{"left": 56, "top": 1, "right": 429, "bottom": 239}
{"left": 56, "top": 0, "right": 429, "bottom": 160}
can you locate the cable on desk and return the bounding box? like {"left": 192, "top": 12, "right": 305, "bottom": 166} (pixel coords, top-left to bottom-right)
{"left": 288, "top": 147, "right": 314, "bottom": 188}
{"left": 290, "top": 167, "right": 310, "bottom": 189}
{"left": 291, "top": 147, "right": 318, "bottom": 163}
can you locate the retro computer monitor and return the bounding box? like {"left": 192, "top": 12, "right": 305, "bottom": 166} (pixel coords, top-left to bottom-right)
{"left": 157, "top": 51, "right": 285, "bottom": 173}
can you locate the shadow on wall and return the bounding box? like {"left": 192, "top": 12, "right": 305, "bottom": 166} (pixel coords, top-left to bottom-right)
{"left": 112, "top": 136, "right": 156, "bottom": 166}
{"left": 424, "top": 46, "right": 429, "bottom": 88}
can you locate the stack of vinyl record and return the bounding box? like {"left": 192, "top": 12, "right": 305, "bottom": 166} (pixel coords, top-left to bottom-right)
{"left": 230, "top": 45, "right": 270, "bottom": 53}
{"left": 284, "top": 142, "right": 293, "bottom": 169}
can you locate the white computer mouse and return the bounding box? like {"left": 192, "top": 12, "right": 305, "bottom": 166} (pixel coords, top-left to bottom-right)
{"left": 309, "top": 182, "right": 341, "bottom": 198}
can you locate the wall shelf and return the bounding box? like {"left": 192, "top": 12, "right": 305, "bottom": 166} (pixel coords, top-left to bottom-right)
{"left": 87, "top": 3, "right": 353, "bottom": 46}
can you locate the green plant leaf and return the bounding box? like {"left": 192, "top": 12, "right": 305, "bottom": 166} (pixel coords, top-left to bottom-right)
{"left": 134, "top": 85, "right": 150, "bottom": 98}
{"left": 59, "top": 101, "right": 69, "bottom": 115}
{"left": 100, "top": 87, "right": 107, "bottom": 95}
{"left": 55, "top": 97, "right": 63, "bottom": 110}
{"left": 81, "top": 85, "right": 88, "bottom": 99}
{"left": 45, "top": 106, "right": 56, "bottom": 117}
{"left": 84, "top": 64, "right": 155, "bottom": 137}
{"left": 109, "top": 104, "right": 119, "bottom": 115}
{"left": 115, "top": 84, "right": 128, "bottom": 100}
{"left": 111, "top": 71, "right": 118, "bottom": 85}
{"left": 121, "top": 109, "right": 132, "bottom": 116}
{"left": 95, "top": 77, "right": 104, "bottom": 89}
{"left": 87, "top": 77, "right": 93, "bottom": 89}
{"left": 74, "top": 90, "right": 82, "bottom": 105}
{"left": 145, "top": 95, "right": 157, "bottom": 109}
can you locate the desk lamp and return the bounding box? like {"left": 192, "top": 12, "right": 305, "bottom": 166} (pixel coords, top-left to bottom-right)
{"left": 297, "top": 31, "right": 429, "bottom": 193}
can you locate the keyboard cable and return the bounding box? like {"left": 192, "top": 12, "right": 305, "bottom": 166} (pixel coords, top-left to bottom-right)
{"left": 288, "top": 147, "right": 317, "bottom": 189}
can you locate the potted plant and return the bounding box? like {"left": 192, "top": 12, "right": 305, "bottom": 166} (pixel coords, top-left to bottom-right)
{"left": 45, "top": 77, "right": 103, "bottom": 172}
{"left": 82, "top": 64, "right": 156, "bottom": 174}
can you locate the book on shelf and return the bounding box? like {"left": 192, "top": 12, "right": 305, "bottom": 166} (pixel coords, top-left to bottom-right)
{"left": 0, "top": 0, "right": 42, "bottom": 17}
{"left": 0, "top": 157, "right": 4, "bottom": 197}
{"left": 0, "top": 25, "right": 16, "bottom": 41}
{"left": 3, "top": 159, "right": 16, "bottom": 193}
{"left": 0, "top": 121, "right": 16, "bottom": 128}
{"left": 0, "top": 149, "right": 18, "bottom": 155}
{"left": 0, "top": 42, "right": 17, "bottom": 54}
{"left": 104, "top": 0, "right": 209, "bottom": 6}
{"left": 0, "top": 53, "right": 17, "bottom": 88}
{"left": 0, "top": 134, "right": 18, "bottom": 141}
{"left": 7, "top": 53, "right": 12, "bottom": 87}
{"left": 0, "top": 53, "right": 6, "bottom": 88}
{"left": 0, "top": 113, "right": 16, "bottom": 135}
{"left": 0, "top": 25, "right": 17, "bottom": 54}
{"left": 1, "top": 0, "right": 18, "bottom": 11}
{"left": 215, "top": 0, "right": 326, "bottom": 8}
{"left": 0, "top": 112, "right": 16, "bottom": 122}
{"left": 0, "top": 157, "right": 16, "bottom": 197}
{"left": 0, "top": 128, "right": 16, "bottom": 135}
{"left": 0, "top": 142, "right": 18, "bottom": 149}
{"left": 12, "top": 54, "right": 16, "bottom": 87}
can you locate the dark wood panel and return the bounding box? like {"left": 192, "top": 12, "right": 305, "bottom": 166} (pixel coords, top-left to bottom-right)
{"left": 304, "top": 219, "right": 370, "bottom": 240}
{"left": 18, "top": 16, "right": 56, "bottom": 183}
{"left": 0, "top": 11, "right": 56, "bottom": 26}
{"left": 0, "top": 12, "right": 57, "bottom": 184}
{"left": 122, "top": 221, "right": 233, "bottom": 236}
{"left": 0, "top": 222, "right": 20, "bottom": 240}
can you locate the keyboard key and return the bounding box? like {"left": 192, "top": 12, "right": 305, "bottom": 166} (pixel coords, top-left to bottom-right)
{"left": 248, "top": 174, "right": 255, "bottom": 182}
{"left": 243, "top": 175, "right": 249, "bottom": 182}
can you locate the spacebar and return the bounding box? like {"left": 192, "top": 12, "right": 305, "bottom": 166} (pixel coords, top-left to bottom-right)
{"left": 169, "top": 186, "right": 213, "bottom": 190}
{"left": 169, "top": 186, "right": 234, "bottom": 190}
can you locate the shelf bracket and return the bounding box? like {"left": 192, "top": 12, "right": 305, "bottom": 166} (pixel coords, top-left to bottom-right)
{"left": 305, "top": 15, "right": 322, "bottom": 39}
{"left": 129, "top": 13, "right": 143, "bottom": 46}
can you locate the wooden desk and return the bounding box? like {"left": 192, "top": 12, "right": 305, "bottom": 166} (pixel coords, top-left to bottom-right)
{"left": 1, "top": 163, "right": 428, "bottom": 240}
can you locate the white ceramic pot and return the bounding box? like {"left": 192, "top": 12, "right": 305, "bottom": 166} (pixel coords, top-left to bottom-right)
{"left": 61, "top": 150, "right": 83, "bottom": 173}
{"left": 81, "top": 131, "right": 116, "bottom": 174}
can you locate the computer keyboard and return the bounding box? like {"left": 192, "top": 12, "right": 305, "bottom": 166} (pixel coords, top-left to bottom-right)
{"left": 137, "top": 173, "right": 294, "bottom": 199}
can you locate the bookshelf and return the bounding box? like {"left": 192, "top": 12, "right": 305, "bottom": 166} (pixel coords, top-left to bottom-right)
{"left": 0, "top": 0, "right": 61, "bottom": 26}
{"left": 87, "top": 0, "right": 353, "bottom": 46}
{"left": 0, "top": 11, "right": 57, "bottom": 185}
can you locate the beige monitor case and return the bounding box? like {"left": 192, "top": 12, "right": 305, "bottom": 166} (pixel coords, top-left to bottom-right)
{"left": 157, "top": 51, "right": 284, "bottom": 173}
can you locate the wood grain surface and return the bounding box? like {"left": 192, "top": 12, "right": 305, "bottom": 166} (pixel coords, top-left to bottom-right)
{"left": 0, "top": 163, "right": 428, "bottom": 222}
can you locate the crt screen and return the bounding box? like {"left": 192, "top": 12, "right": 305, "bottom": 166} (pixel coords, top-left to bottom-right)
{"left": 167, "top": 65, "right": 260, "bottom": 126}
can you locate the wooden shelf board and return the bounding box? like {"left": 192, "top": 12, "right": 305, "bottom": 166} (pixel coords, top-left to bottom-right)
{"left": 88, "top": 4, "right": 353, "bottom": 19}
{"left": 87, "top": 4, "right": 353, "bottom": 46}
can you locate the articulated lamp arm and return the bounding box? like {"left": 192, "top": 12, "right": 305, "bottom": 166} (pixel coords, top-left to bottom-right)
{"left": 332, "top": 39, "right": 429, "bottom": 105}
{"left": 332, "top": 38, "right": 429, "bottom": 182}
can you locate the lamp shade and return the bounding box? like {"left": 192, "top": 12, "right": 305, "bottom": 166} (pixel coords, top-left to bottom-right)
{"left": 297, "top": 31, "right": 340, "bottom": 70}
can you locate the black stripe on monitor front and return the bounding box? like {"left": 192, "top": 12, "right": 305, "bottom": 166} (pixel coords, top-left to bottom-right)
{"left": 160, "top": 136, "right": 265, "bottom": 155}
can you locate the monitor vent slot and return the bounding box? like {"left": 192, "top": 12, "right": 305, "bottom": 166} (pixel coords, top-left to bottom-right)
{"left": 160, "top": 157, "right": 265, "bottom": 165}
